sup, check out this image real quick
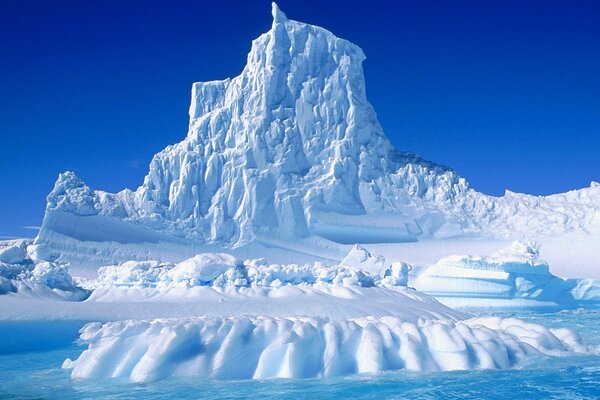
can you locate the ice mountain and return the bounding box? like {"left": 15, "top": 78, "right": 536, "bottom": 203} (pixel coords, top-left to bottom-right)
{"left": 33, "top": 3, "right": 600, "bottom": 268}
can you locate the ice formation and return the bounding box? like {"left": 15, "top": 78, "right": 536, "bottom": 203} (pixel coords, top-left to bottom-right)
{"left": 30, "top": 3, "right": 600, "bottom": 270}
{"left": 412, "top": 241, "right": 600, "bottom": 308}
{"left": 63, "top": 315, "right": 590, "bottom": 382}
{"left": 0, "top": 243, "right": 594, "bottom": 381}
{"left": 339, "top": 244, "right": 386, "bottom": 272}
{"left": 94, "top": 251, "right": 408, "bottom": 289}
{"left": 2, "top": 3, "right": 598, "bottom": 385}
{"left": 0, "top": 240, "right": 88, "bottom": 300}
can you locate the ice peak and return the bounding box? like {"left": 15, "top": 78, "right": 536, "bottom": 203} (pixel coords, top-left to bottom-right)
{"left": 54, "top": 171, "right": 85, "bottom": 191}
{"left": 271, "top": 2, "right": 287, "bottom": 24}
{"left": 46, "top": 171, "right": 98, "bottom": 216}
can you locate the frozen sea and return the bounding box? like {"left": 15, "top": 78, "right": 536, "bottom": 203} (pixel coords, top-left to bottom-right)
{"left": 0, "top": 309, "right": 598, "bottom": 400}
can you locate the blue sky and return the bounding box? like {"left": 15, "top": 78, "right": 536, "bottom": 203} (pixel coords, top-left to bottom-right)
{"left": 1, "top": 0, "right": 599, "bottom": 238}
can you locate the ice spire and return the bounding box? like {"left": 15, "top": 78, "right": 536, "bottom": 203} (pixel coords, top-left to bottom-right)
{"left": 271, "top": 2, "right": 287, "bottom": 24}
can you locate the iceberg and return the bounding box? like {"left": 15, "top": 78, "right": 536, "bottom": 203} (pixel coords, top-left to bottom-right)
{"left": 412, "top": 241, "right": 600, "bottom": 309}
{"left": 0, "top": 3, "right": 597, "bottom": 387}
{"left": 60, "top": 250, "right": 594, "bottom": 382}
{"left": 0, "top": 245, "right": 594, "bottom": 382}
{"left": 62, "top": 315, "right": 591, "bottom": 382}
{"left": 28, "top": 2, "right": 600, "bottom": 272}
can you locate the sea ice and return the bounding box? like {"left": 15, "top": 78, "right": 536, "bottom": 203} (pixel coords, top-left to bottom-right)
{"left": 94, "top": 251, "right": 406, "bottom": 289}
{"left": 412, "top": 241, "right": 600, "bottom": 308}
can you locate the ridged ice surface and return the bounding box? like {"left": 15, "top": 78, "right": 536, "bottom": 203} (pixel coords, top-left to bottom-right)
{"left": 31, "top": 3, "right": 600, "bottom": 269}
{"left": 63, "top": 315, "right": 591, "bottom": 382}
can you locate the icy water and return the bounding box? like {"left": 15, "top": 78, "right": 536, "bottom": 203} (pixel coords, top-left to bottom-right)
{"left": 1, "top": 310, "right": 599, "bottom": 399}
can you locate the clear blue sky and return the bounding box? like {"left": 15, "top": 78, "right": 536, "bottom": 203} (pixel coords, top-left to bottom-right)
{"left": 1, "top": 0, "right": 599, "bottom": 239}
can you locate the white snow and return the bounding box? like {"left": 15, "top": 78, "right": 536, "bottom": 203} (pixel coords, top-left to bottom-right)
{"left": 94, "top": 251, "right": 406, "bottom": 289}
{"left": 339, "top": 244, "right": 386, "bottom": 273}
{"left": 0, "top": 239, "right": 30, "bottom": 264}
{"left": 0, "top": 246, "right": 595, "bottom": 382}
{"left": 164, "top": 253, "right": 244, "bottom": 287}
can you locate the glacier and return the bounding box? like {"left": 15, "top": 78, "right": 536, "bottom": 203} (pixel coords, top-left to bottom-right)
{"left": 29, "top": 3, "right": 600, "bottom": 273}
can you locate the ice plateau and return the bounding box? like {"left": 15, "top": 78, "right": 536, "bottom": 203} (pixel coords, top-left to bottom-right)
{"left": 30, "top": 3, "right": 600, "bottom": 271}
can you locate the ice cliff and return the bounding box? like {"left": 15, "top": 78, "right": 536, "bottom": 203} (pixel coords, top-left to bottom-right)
{"left": 32, "top": 3, "right": 600, "bottom": 268}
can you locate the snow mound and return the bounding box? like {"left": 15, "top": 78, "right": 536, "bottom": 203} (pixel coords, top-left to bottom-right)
{"left": 31, "top": 2, "right": 600, "bottom": 271}
{"left": 413, "top": 241, "right": 600, "bottom": 308}
{"left": 339, "top": 244, "right": 386, "bottom": 273}
{"left": 95, "top": 251, "right": 409, "bottom": 289}
{"left": 63, "top": 315, "right": 591, "bottom": 382}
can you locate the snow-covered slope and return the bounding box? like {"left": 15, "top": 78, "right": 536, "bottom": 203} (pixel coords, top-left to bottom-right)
{"left": 32, "top": 3, "right": 600, "bottom": 271}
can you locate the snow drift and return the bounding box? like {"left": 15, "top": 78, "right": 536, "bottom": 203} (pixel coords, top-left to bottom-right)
{"left": 30, "top": 3, "right": 600, "bottom": 270}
